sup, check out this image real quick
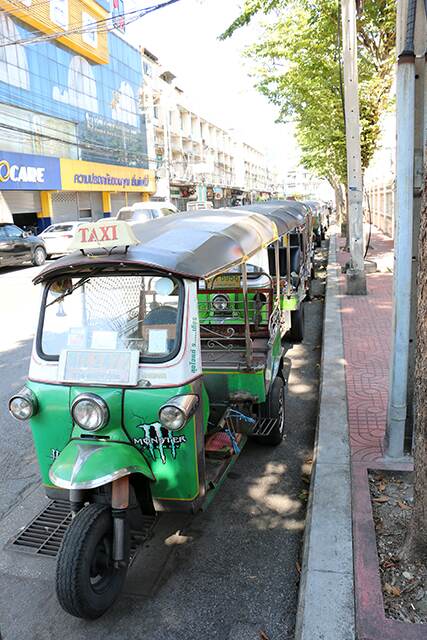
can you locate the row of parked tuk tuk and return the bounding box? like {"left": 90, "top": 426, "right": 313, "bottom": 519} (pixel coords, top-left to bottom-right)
{"left": 8, "top": 199, "right": 327, "bottom": 619}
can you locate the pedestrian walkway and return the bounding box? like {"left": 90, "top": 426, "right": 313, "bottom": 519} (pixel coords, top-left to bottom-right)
{"left": 336, "top": 229, "right": 422, "bottom": 640}
{"left": 338, "top": 229, "right": 394, "bottom": 462}
{"left": 296, "top": 226, "right": 424, "bottom": 640}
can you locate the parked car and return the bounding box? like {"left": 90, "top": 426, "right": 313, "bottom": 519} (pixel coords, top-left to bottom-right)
{"left": 0, "top": 223, "right": 46, "bottom": 268}
{"left": 115, "top": 201, "right": 178, "bottom": 223}
{"left": 38, "top": 220, "right": 90, "bottom": 258}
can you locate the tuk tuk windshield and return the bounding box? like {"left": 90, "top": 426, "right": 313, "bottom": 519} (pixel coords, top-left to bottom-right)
{"left": 227, "top": 248, "right": 270, "bottom": 279}
{"left": 40, "top": 273, "right": 183, "bottom": 362}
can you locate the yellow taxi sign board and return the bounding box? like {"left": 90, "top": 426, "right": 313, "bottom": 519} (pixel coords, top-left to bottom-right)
{"left": 68, "top": 220, "right": 139, "bottom": 251}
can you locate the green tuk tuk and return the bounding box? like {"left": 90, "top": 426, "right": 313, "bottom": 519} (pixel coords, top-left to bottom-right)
{"left": 8, "top": 202, "right": 310, "bottom": 619}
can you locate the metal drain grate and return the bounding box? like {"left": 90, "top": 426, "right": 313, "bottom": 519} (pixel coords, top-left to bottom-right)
{"left": 11, "top": 500, "right": 72, "bottom": 557}
{"left": 10, "top": 500, "right": 156, "bottom": 560}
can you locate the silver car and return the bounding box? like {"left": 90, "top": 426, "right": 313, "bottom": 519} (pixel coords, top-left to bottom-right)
{"left": 115, "top": 201, "right": 178, "bottom": 224}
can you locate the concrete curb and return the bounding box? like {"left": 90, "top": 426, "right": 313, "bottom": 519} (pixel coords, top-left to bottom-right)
{"left": 295, "top": 231, "right": 355, "bottom": 640}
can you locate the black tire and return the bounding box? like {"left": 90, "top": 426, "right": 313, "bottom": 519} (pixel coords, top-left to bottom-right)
{"left": 32, "top": 246, "right": 46, "bottom": 266}
{"left": 253, "top": 376, "right": 285, "bottom": 446}
{"left": 56, "top": 504, "right": 129, "bottom": 619}
{"left": 289, "top": 303, "right": 304, "bottom": 343}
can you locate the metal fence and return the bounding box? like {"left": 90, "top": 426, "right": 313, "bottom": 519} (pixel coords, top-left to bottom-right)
{"left": 364, "top": 182, "right": 395, "bottom": 238}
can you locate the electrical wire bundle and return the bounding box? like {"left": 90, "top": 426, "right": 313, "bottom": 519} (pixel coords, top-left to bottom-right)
{"left": 0, "top": 0, "right": 181, "bottom": 48}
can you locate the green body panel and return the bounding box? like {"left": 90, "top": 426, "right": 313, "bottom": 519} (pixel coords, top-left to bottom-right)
{"left": 26, "top": 381, "right": 73, "bottom": 487}
{"left": 271, "top": 330, "right": 282, "bottom": 360}
{"left": 198, "top": 292, "right": 268, "bottom": 325}
{"left": 281, "top": 295, "right": 299, "bottom": 311}
{"left": 201, "top": 384, "right": 210, "bottom": 432}
{"left": 26, "top": 382, "right": 202, "bottom": 496}
{"left": 123, "top": 384, "right": 201, "bottom": 502}
{"left": 49, "top": 439, "right": 155, "bottom": 489}
{"left": 202, "top": 369, "right": 266, "bottom": 404}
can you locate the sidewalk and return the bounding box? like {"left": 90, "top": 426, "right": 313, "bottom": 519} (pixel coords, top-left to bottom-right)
{"left": 296, "top": 226, "right": 424, "bottom": 640}
{"left": 338, "top": 229, "right": 393, "bottom": 463}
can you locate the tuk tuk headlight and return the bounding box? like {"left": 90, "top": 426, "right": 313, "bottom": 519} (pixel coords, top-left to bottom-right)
{"left": 159, "top": 394, "right": 199, "bottom": 431}
{"left": 9, "top": 388, "right": 38, "bottom": 421}
{"left": 159, "top": 405, "right": 186, "bottom": 431}
{"left": 71, "top": 394, "right": 109, "bottom": 432}
{"left": 212, "top": 294, "right": 229, "bottom": 312}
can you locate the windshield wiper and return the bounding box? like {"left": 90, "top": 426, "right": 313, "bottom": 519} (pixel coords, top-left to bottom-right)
{"left": 45, "top": 267, "right": 108, "bottom": 308}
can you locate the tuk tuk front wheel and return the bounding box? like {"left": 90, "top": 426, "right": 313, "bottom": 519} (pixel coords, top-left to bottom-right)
{"left": 56, "top": 503, "right": 129, "bottom": 619}
{"left": 252, "top": 376, "right": 285, "bottom": 446}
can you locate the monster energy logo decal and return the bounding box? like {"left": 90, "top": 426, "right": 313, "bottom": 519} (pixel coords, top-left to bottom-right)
{"left": 133, "top": 422, "right": 187, "bottom": 464}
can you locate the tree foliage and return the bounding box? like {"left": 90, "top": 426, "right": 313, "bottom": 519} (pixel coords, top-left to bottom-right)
{"left": 221, "top": 0, "right": 395, "bottom": 189}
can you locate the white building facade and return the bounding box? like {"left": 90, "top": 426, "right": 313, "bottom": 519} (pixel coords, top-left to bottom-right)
{"left": 140, "top": 48, "right": 281, "bottom": 210}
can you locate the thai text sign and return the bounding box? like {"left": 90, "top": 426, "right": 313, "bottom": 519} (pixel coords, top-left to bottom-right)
{"left": 60, "top": 158, "right": 156, "bottom": 192}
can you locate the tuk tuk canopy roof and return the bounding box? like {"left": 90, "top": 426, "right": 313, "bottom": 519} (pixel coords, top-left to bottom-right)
{"left": 303, "top": 200, "right": 324, "bottom": 213}
{"left": 34, "top": 201, "right": 306, "bottom": 283}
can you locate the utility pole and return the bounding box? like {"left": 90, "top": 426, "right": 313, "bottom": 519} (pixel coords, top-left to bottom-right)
{"left": 341, "top": 0, "right": 367, "bottom": 295}
{"left": 385, "top": 0, "right": 419, "bottom": 458}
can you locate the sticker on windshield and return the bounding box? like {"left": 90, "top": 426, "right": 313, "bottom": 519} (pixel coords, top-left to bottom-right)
{"left": 147, "top": 329, "right": 168, "bottom": 354}
{"left": 133, "top": 422, "right": 187, "bottom": 464}
{"left": 67, "top": 328, "right": 87, "bottom": 348}
{"left": 91, "top": 330, "right": 118, "bottom": 350}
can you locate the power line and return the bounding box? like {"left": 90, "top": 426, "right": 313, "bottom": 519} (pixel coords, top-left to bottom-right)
{"left": 0, "top": 121, "right": 160, "bottom": 165}
{"left": 0, "top": 0, "right": 182, "bottom": 48}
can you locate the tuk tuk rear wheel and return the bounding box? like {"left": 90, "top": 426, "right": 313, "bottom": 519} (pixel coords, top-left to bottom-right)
{"left": 56, "top": 503, "right": 129, "bottom": 619}
{"left": 252, "top": 376, "right": 285, "bottom": 446}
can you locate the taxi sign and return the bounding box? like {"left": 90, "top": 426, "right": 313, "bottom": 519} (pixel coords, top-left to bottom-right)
{"left": 68, "top": 219, "right": 139, "bottom": 252}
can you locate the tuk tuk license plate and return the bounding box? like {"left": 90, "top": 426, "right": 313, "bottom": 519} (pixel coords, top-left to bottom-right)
{"left": 58, "top": 349, "right": 140, "bottom": 385}
{"left": 208, "top": 273, "right": 241, "bottom": 289}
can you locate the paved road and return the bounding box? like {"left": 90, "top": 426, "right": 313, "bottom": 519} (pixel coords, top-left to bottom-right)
{"left": 0, "top": 263, "right": 323, "bottom": 640}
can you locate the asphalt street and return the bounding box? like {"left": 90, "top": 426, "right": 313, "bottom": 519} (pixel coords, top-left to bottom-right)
{"left": 0, "top": 262, "right": 323, "bottom": 640}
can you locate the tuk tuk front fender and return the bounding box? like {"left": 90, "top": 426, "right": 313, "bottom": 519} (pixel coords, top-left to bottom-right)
{"left": 49, "top": 439, "right": 155, "bottom": 490}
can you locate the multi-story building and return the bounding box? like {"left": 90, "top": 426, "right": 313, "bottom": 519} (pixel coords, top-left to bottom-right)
{"left": 0, "top": 0, "right": 155, "bottom": 230}
{"left": 0, "top": 3, "right": 281, "bottom": 228}
{"left": 284, "top": 167, "right": 323, "bottom": 198}
{"left": 140, "top": 47, "right": 280, "bottom": 210}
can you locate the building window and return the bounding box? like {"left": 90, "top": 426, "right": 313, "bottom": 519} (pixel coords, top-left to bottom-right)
{"left": 52, "top": 55, "right": 98, "bottom": 113}
{"left": 82, "top": 12, "right": 98, "bottom": 48}
{"left": 50, "top": 0, "right": 68, "bottom": 30}
{"left": 0, "top": 15, "right": 30, "bottom": 90}
{"left": 111, "top": 81, "right": 137, "bottom": 127}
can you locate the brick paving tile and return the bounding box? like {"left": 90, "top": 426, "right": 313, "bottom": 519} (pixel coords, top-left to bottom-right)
{"left": 337, "top": 227, "right": 394, "bottom": 462}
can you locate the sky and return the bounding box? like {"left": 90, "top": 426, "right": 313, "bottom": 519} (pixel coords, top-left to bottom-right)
{"left": 125, "top": 0, "right": 300, "bottom": 175}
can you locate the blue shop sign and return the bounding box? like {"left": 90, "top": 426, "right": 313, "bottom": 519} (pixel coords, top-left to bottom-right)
{"left": 0, "top": 151, "right": 61, "bottom": 190}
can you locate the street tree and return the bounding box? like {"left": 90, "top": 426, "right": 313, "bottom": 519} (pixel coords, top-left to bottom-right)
{"left": 221, "top": 0, "right": 395, "bottom": 217}
{"left": 402, "top": 175, "right": 427, "bottom": 564}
